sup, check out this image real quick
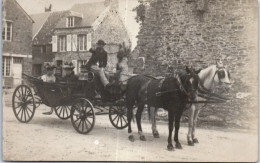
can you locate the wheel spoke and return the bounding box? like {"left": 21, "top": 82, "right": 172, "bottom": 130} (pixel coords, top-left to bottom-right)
{"left": 85, "top": 118, "right": 92, "bottom": 126}
{"left": 82, "top": 119, "right": 84, "bottom": 132}
{"left": 77, "top": 120, "right": 82, "bottom": 129}
{"left": 16, "top": 107, "right": 22, "bottom": 115}
{"left": 24, "top": 108, "right": 27, "bottom": 121}
{"left": 14, "top": 103, "right": 22, "bottom": 109}
{"left": 84, "top": 120, "right": 89, "bottom": 130}
{"left": 17, "top": 88, "right": 22, "bottom": 97}
{"left": 112, "top": 115, "right": 119, "bottom": 122}
{"left": 120, "top": 116, "right": 122, "bottom": 127}
{"left": 116, "top": 115, "right": 120, "bottom": 126}
{"left": 65, "top": 106, "right": 69, "bottom": 117}
{"left": 73, "top": 116, "right": 80, "bottom": 123}
{"left": 25, "top": 108, "right": 30, "bottom": 119}
{"left": 26, "top": 106, "right": 33, "bottom": 113}
{"left": 122, "top": 115, "right": 127, "bottom": 124}
{"left": 20, "top": 109, "right": 24, "bottom": 121}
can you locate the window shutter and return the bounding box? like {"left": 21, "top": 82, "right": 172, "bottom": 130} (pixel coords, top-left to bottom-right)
{"left": 67, "top": 35, "right": 72, "bottom": 51}
{"left": 72, "top": 34, "right": 78, "bottom": 51}
{"left": 52, "top": 35, "right": 57, "bottom": 52}
{"left": 66, "top": 18, "right": 68, "bottom": 27}
{"left": 87, "top": 33, "right": 92, "bottom": 51}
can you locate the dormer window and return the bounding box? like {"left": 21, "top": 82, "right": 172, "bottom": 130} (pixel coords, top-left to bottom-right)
{"left": 67, "top": 16, "right": 75, "bottom": 27}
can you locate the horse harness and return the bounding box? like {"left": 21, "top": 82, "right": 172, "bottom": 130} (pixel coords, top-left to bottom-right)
{"left": 144, "top": 73, "right": 191, "bottom": 103}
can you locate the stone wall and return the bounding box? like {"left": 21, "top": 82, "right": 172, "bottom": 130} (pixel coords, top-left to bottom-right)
{"left": 131, "top": 0, "right": 258, "bottom": 129}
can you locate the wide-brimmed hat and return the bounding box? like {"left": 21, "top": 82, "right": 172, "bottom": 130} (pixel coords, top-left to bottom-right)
{"left": 45, "top": 63, "right": 56, "bottom": 71}
{"left": 96, "top": 39, "right": 106, "bottom": 46}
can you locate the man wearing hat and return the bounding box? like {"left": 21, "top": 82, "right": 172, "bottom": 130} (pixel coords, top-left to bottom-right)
{"left": 86, "top": 39, "right": 109, "bottom": 88}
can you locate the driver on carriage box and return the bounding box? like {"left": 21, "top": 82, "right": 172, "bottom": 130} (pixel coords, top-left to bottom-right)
{"left": 86, "top": 39, "right": 111, "bottom": 89}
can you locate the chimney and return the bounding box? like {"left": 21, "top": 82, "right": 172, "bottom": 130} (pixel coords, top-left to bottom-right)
{"left": 45, "top": 4, "right": 52, "bottom": 12}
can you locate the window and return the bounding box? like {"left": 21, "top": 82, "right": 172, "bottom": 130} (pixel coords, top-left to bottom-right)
{"left": 41, "top": 45, "right": 46, "bottom": 54}
{"left": 59, "top": 36, "right": 66, "bottom": 52}
{"left": 67, "top": 17, "right": 74, "bottom": 27}
{"left": 78, "top": 35, "right": 87, "bottom": 51}
{"left": 2, "top": 57, "right": 11, "bottom": 76}
{"left": 2, "top": 21, "right": 12, "bottom": 41}
{"left": 78, "top": 60, "right": 88, "bottom": 73}
{"left": 13, "top": 58, "right": 22, "bottom": 64}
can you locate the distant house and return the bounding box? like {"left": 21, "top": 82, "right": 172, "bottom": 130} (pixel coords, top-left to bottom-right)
{"left": 2, "top": 0, "right": 34, "bottom": 88}
{"left": 30, "top": 11, "right": 69, "bottom": 76}
{"left": 52, "top": 0, "right": 131, "bottom": 74}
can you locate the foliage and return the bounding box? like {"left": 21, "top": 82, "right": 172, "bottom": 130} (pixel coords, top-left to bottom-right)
{"left": 132, "top": 2, "right": 146, "bottom": 24}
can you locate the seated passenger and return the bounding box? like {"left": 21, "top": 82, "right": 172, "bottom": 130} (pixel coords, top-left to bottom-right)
{"left": 41, "top": 64, "right": 56, "bottom": 83}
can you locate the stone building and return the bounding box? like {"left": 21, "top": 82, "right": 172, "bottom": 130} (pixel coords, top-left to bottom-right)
{"left": 52, "top": 0, "right": 131, "bottom": 74}
{"left": 30, "top": 11, "right": 69, "bottom": 76}
{"left": 2, "top": 0, "right": 34, "bottom": 88}
{"left": 132, "top": 0, "right": 258, "bottom": 128}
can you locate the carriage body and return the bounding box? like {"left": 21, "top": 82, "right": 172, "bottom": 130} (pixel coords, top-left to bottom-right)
{"left": 12, "top": 72, "right": 128, "bottom": 134}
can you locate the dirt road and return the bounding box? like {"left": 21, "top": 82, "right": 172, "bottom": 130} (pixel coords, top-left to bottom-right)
{"left": 2, "top": 90, "right": 258, "bottom": 162}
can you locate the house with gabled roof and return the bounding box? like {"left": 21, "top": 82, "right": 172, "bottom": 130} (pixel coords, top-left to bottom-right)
{"left": 52, "top": 0, "right": 131, "bottom": 74}
{"left": 30, "top": 10, "right": 69, "bottom": 76}
{"left": 2, "top": 0, "right": 34, "bottom": 88}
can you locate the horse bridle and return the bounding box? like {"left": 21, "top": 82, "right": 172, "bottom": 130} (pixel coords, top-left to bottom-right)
{"left": 212, "top": 66, "right": 231, "bottom": 85}
{"left": 176, "top": 73, "right": 198, "bottom": 97}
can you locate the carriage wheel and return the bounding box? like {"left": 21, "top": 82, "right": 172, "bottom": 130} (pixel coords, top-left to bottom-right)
{"left": 12, "top": 85, "right": 36, "bottom": 123}
{"left": 109, "top": 105, "right": 128, "bottom": 129}
{"left": 71, "top": 98, "right": 95, "bottom": 134}
{"left": 54, "top": 105, "right": 72, "bottom": 120}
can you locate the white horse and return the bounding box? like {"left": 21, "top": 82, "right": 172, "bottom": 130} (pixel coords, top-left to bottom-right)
{"left": 150, "top": 61, "right": 232, "bottom": 146}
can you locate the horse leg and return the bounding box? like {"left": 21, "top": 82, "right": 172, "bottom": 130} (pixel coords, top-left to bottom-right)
{"left": 167, "top": 111, "right": 174, "bottom": 151}
{"left": 174, "top": 112, "right": 182, "bottom": 149}
{"left": 127, "top": 104, "right": 135, "bottom": 142}
{"left": 187, "top": 104, "right": 195, "bottom": 146}
{"left": 136, "top": 103, "right": 146, "bottom": 141}
{"left": 192, "top": 108, "right": 201, "bottom": 143}
{"left": 150, "top": 106, "right": 160, "bottom": 138}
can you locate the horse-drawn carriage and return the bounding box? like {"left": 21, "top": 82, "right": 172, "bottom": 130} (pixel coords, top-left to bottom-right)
{"left": 12, "top": 71, "right": 128, "bottom": 134}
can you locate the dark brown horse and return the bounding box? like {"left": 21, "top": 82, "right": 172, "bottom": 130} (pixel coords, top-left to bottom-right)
{"left": 125, "top": 67, "right": 200, "bottom": 150}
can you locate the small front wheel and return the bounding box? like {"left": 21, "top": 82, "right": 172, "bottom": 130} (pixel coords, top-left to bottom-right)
{"left": 71, "top": 98, "right": 95, "bottom": 134}
{"left": 109, "top": 105, "right": 128, "bottom": 129}
{"left": 54, "top": 105, "right": 71, "bottom": 120}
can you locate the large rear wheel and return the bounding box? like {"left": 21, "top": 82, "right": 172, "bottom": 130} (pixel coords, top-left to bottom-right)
{"left": 71, "top": 98, "right": 95, "bottom": 134}
{"left": 12, "top": 85, "right": 36, "bottom": 123}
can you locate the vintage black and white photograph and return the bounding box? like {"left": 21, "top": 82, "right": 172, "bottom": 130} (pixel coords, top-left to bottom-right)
{"left": 2, "top": 0, "right": 258, "bottom": 161}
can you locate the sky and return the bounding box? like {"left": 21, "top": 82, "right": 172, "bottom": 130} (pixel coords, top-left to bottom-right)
{"left": 16, "top": 0, "right": 140, "bottom": 50}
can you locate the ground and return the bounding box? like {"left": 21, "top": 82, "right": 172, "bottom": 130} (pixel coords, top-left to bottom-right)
{"left": 2, "top": 89, "right": 258, "bottom": 162}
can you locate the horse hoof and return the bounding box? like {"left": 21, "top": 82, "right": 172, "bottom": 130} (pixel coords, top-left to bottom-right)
{"left": 175, "top": 142, "right": 182, "bottom": 149}
{"left": 140, "top": 135, "right": 146, "bottom": 141}
{"left": 128, "top": 135, "right": 135, "bottom": 142}
{"left": 188, "top": 140, "right": 194, "bottom": 146}
{"left": 193, "top": 138, "right": 199, "bottom": 143}
{"left": 153, "top": 132, "right": 160, "bottom": 138}
{"left": 167, "top": 144, "right": 174, "bottom": 151}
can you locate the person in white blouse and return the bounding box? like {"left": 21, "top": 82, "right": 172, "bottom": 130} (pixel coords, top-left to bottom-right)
{"left": 41, "top": 64, "right": 56, "bottom": 83}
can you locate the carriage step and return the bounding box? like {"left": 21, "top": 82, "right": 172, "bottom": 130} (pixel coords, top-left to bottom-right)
{"left": 42, "top": 108, "right": 54, "bottom": 115}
